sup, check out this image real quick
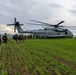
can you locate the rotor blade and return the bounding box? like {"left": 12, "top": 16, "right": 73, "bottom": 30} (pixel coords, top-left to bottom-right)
{"left": 56, "top": 25, "right": 76, "bottom": 28}
{"left": 61, "top": 26, "right": 76, "bottom": 30}
{"left": 7, "top": 24, "right": 15, "bottom": 26}
{"left": 14, "top": 26, "right": 16, "bottom": 32}
{"left": 57, "top": 21, "right": 65, "bottom": 26}
{"left": 67, "top": 28, "right": 76, "bottom": 30}
{"left": 30, "top": 20, "right": 53, "bottom": 26}
{"left": 26, "top": 23, "right": 47, "bottom": 25}
{"left": 14, "top": 18, "right": 16, "bottom": 23}
{"left": 20, "top": 24, "right": 24, "bottom": 26}
{"left": 63, "top": 26, "right": 76, "bottom": 27}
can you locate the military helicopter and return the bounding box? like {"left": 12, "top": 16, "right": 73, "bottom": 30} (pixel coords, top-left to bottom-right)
{"left": 7, "top": 18, "right": 75, "bottom": 38}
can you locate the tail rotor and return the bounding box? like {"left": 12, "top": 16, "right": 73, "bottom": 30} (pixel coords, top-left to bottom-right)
{"left": 7, "top": 18, "right": 23, "bottom": 32}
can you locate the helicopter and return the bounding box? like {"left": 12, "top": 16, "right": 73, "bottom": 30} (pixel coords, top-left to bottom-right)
{"left": 7, "top": 18, "right": 75, "bottom": 38}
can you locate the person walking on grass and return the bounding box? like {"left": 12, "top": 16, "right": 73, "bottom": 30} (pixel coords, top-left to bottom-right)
{"left": 0, "top": 34, "right": 1, "bottom": 45}
{"left": 2, "top": 33, "right": 8, "bottom": 44}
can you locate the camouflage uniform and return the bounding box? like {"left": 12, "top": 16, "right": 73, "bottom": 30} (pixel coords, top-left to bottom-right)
{"left": 2, "top": 33, "right": 8, "bottom": 44}
{"left": 0, "top": 34, "right": 1, "bottom": 45}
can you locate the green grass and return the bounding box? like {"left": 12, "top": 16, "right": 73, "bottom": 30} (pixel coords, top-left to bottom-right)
{"left": 0, "top": 38, "right": 76, "bottom": 75}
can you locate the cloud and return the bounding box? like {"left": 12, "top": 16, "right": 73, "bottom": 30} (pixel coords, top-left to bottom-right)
{"left": 69, "top": 9, "right": 76, "bottom": 15}
{"left": 0, "top": 24, "right": 14, "bottom": 34}
{"left": 48, "top": 3, "right": 63, "bottom": 8}
{"left": 68, "top": 5, "right": 76, "bottom": 15}
{"left": 0, "top": 0, "right": 76, "bottom": 35}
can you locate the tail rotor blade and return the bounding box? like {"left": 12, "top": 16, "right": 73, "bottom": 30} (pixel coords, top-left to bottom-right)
{"left": 7, "top": 24, "right": 14, "bottom": 26}
{"left": 20, "top": 24, "right": 24, "bottom": 26}
{"left": 14, "top": 26, "right": 16, "bottom": 32}
{"left": 14, "top": 18, "right": 16, "bottom": 23}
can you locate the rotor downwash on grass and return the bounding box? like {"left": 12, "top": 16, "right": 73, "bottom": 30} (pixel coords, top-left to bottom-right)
{"left": 0, "top": 38, "right": 76, "bottom": 75}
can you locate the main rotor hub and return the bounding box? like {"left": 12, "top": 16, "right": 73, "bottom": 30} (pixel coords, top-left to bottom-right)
{"left": 15, "top": 22, "right": 19, "bottom": 26}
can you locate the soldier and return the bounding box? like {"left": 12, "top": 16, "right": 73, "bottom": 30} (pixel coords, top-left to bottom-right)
{"left": 12, "top": 34, "right": 18, "bottom": 43}
{"left": 18, "top": 35, "right": 24, "bottom": 42}
{"left": 2, "top": 33, "right": 8, "bottom": 44}
{"left": 0, "top": 34, "right": 1, "bottom": 45}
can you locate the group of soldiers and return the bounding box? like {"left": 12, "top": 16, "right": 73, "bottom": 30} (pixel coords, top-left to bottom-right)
{"left": 12, "top": 34, "right": 24, "bottom": 42}
{"left": 0, "top": 33, "right": 24, "bottom": 45}
{"left": 0, "top": 33, "right": 8, "bottom": 45}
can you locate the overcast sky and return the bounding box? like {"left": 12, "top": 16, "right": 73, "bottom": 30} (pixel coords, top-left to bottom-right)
{"left": 0, "top": 0, "right": 76, "bottom": 34}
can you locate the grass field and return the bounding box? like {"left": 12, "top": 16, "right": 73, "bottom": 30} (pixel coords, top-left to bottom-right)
{"left": 0, "top": 38, "right": 76, "bottom": 75}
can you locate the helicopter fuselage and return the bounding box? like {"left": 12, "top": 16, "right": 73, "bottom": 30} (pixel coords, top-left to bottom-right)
{"left": 22, "top": 28, "right": 73, "bottom": 38}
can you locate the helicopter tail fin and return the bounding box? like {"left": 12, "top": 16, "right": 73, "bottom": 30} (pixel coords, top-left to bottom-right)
{"left": 16, "top": 25, "right": 24, "bottom": 33}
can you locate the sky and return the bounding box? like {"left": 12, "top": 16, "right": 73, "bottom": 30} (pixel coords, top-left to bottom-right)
{"left": 0, "top": 0, "right": 76, "bottom": 35}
